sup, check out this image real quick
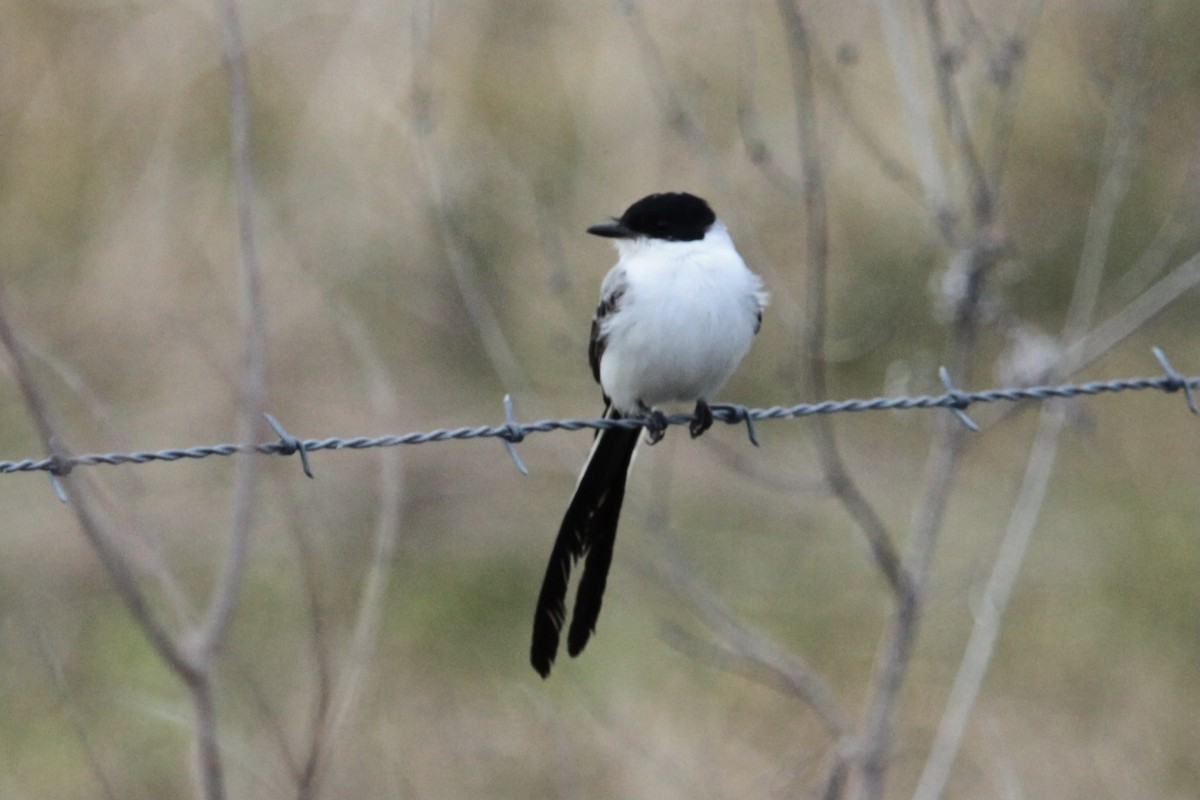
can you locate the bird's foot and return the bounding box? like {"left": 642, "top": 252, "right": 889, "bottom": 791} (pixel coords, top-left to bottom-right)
{"left": 643, "top": 409, "right": 669, "bottom": 445}
{"left": 689, "top": 399, "right": 714, "bottom": 439}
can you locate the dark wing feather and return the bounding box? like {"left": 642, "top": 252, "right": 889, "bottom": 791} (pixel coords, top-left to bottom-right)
{"left": 588, "top": 316, "right": 605, "bottom": 385}
{"left": 589, "top": 282, "right": 624, "bottom": 386}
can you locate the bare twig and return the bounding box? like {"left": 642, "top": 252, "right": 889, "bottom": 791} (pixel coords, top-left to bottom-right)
{"left": 647, "top": 465, "right": 854, "bottom": 799}
{"left": 408, "top": 0, "right": 534, "bottom": 400}
{"left": 16, "top": 336, "right": 128, "bottom": 456}
{"left": 216, "top": 306, "right": 405, "bottom": 800}
{"left": 874, "top": 0, "right": 953, "bottom": 230}
{"left": 299, "top": 300, "right": 407, "bottom": 795}
{"left": 1067, "top": 249, "right": 1200, "bottom": 373}
{"left": 734, "top": 26, "right": 806, "bottom": 199}
{"left": 921, "top": 0, "right": 992, "bottom": 226}
{"left": 736, "top": 19, "right": 928, "bottom": 205}
{"left": 981, "top": 0, "right": 1044, "bottom": 188}
{"left": 1109, "top": 197, "right": 1197, "bottom": 310}
{"left": 1061, "top": 56, "right": 1143, "bottom": 345}
{"left": 911, "top": 402, "right": 1066, "bottom": 800}
{"left": 913, "top": 22, "right": 1147, "bottom": 800}
{"left": 656, "top": 543, "right": 852, "bottom": 740}
{"left": 205, "top": 0, "right": 266, "bottom": 661}
{"left": 660, "top": 622, "right": 855, "bottom": 798}
{"left": 31, "top": 623, "right": 120, "bottom": 800}
{"left": 289, "top": 509, "right": 334, "bottom": 800}
{"left": 185, "top": 1, "right": 271, "bottom": 797}
{"left": 1109, "top": 150, "right": 1200, "bottom": 307}
{"left": 703, "top": 436, "right": 829, "bottom": 496}
{"left": 816, "top": 34, "right": 931, "bottom": 205}
{"left": 775, "top": 0, "right": 904, "bottom": 599}
{"left": 0, "top": 291, "right": 195, "bottom": 682}
{"left": 615, "top": 0, "right": 708, "bottom": 149}
{"left": 188, "top": 677, "right": 223, "bottom": 800}
{"left": 858, "top": 2, "right": 1006, "bottom": 796}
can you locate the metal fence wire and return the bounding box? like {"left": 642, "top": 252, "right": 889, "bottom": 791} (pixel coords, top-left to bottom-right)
{"left": 2, "top": 348, "right": 1196, "bottom": 486}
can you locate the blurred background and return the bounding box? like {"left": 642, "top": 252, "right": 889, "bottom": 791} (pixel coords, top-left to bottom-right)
{"left": 0, "top": 0, "right": 1197, "bottom": 798}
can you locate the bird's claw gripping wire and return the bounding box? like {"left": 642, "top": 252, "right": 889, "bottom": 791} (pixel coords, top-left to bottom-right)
{"left": 689, "top": 400, "right": 714, "bottom": 439}
{"left": 643, "top": 409, "right": 670, "bottom": 445}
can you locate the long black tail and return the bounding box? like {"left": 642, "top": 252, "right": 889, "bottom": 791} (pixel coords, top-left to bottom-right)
{"left": 530, "top": 408, "right": 640, "bottom": 678}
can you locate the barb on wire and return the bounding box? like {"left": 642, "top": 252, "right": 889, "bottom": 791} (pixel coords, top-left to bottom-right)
{"left": 264, "top": 413, "right": 313, "bottom": 478}
{"left": 1, "top": 351, "right": 1195, "bottom": 479}
{"left": 46, "top": 436, "right": 70, "bottom": 502}
{"left": 710, "top": 403, "right": 761, "bottom": 446}
{"left": 498, "top": 394, "right": 529, "bottom": 476}
{"left": 1151, "top": 346, "right": 1198, "bottom": 414}
{"left": 938, "top": 367, "right": 980, "bottom": 431}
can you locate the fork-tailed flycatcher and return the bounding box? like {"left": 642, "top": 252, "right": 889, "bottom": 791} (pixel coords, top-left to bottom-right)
{"left": 530, "top": 192, "right": 767, "bottom": 677}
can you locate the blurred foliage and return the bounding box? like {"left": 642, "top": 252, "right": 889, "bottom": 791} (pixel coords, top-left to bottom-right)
{"left": 0, "top": 0, "right": 1198, "bottom": 798}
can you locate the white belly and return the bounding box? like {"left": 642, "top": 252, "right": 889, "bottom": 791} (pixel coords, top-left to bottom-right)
{"left": 598, "top": 263, "right": 759, "bottom": 413}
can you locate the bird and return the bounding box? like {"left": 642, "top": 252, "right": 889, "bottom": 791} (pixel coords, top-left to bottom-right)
{"left": 530, "top": 192, "right": 767, "bottom": 678}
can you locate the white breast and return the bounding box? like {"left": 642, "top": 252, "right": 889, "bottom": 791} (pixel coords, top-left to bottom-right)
{"left": 597, "top": 226, "right": 764, "bottom": 414}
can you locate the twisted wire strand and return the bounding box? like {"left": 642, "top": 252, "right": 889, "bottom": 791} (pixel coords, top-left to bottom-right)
{"left": 2, "top": 365, "right": 1196, "bottom": 477}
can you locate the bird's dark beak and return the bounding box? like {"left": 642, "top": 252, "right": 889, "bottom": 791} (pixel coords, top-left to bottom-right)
{"left": 587, "top": 219, "right": 633, "bottom": 238}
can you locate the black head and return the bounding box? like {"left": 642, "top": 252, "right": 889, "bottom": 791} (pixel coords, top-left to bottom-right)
{"left": 587, "top": 192, "right": 716, "bottom": 242}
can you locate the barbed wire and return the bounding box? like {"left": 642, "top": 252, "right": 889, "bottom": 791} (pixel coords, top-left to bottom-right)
{"left": 3, "top": 348, "right": 1195, "bottom": 484}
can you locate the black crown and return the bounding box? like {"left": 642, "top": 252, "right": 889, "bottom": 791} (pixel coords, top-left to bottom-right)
{"left": 588, "top": 192, "right": 716, "bottom": 242}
